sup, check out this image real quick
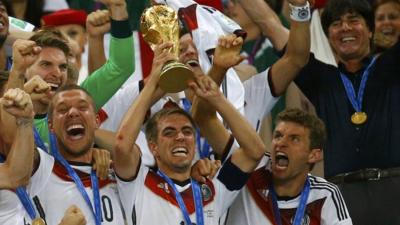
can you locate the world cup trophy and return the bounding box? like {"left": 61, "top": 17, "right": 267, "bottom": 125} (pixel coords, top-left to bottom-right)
{"left": 140, "top": 5, "right": 194, "bottom": 93}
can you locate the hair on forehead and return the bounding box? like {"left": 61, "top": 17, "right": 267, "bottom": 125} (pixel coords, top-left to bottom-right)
{"left": 48, "top": 84, "right": 95, "bottom": 119}
{"left": 275, "top": 108, "right": 327, "bottom": 150}
{"left": 30, "top": 28, "right": 71, "bottom": 57}
{"left": 145, "top": 107, "right": 197, "bottom": 143}
{"left": 321, "top": 0, "right": 374, "bottom": 36}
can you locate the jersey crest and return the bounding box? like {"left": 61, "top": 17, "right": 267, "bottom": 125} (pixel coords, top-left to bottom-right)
{"left": 145, "top": 170, "right": 215, "bottom": 214}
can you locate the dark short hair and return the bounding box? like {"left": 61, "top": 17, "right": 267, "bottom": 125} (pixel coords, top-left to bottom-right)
{"left": 30, "top": 28, "right": 70, "bottom": 57}
{"left": 48, "top": 84, "right": 95, "bottom": 119}
{"left": 321, "top": 0, "right": 374, "bottom": 36}
{"left": 145, "top": 107, "right": 197, "bottom": 143}
{"left": 276, "top": 108, "right": 327, "bottom": 150}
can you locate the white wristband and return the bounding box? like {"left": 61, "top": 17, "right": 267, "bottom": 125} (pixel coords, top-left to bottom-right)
{"left": 289, "top": 2, "right": 311, "bottom": 22}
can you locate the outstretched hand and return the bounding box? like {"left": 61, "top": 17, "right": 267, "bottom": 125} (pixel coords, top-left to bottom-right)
{"left": 188, "top": 75, "right": 222, "bottom": 101}
{"left": 147, "top": 42, "right": 176, "bottom": 85}
{"left": 213, "top": 34, "right": 246, "bottom": 70}
{"left": 191, "top": 158, "right": 222, "bottom": 183}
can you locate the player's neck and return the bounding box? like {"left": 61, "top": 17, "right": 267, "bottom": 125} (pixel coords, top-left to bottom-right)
{"left": 59, "top": 145, "right": 93, "bottom": 164}
{"left": 273, "top": 173, "right": 308, "bottom": 198}
{"left": 33, "top": 101, "right": 49, "bottom": 115}
{"left": 158, "top": 165, "right": 191, "bottom": 182}
{"left": 342, "top": 59, "right": 364, "bottom": 74}
{"left": 339, "top": 49, "right": 370, "bottom": 73}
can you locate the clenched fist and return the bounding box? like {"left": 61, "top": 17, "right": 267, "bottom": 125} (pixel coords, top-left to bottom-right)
{"left": 59, "top": 205, "right": 87, "bottom": 225}
{"left": 0, "top": 88, "right": 34, "bottom": 124}
{"left": 86, "top": 10, "right": 111, "bottom": 38}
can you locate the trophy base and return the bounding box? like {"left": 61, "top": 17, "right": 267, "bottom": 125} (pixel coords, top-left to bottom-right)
{"left": 159, "top": 61, "right": 194, "bottom": 93}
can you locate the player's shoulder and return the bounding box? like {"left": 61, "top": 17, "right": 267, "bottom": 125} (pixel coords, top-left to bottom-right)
{"left": 308, "top": 176, "right": 351, "bottom": 222}
{"left": 308, "top": 175, "right": 340, "bottom": 192}
{"left": 308, "top": 175, "right": 347, "bottom": 209}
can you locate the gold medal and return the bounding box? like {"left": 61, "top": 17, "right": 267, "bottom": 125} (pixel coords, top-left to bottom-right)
{"left": 351, "top": 112, "right": 367, "bottom": 124}
{"left": 32, "top": 218, "right": 46, "bottom": 225}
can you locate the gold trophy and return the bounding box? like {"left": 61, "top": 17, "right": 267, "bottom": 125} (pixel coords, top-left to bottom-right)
{"left": 140, "top": 5, "right": 194, "bottom": 93}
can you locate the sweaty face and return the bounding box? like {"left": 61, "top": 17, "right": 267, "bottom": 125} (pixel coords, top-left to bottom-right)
{"left": 150, "top": 114, "right": 196, "bottom": 174}
{"left": 375, "top": 2, "right": 400, "bottom": 45}
{"left": 271, "top": 121, "right": 317, "bottom": 182}
{"left": 50, "top": 90, "right": 98, "bottom": 158}
{"left": 179, "top": 34, "right": 201, "bottom": 71}
{"left": 178, "top": 34, "right": 204, "bottom": 101}
{"left": 57, "top": 24, "right": 86, "bottom": 53}
{"left": 25, "top": 47, "right": 68, "bottom": 104}
{"left": 328, "top": 12, "right": 372, "bottom": 61}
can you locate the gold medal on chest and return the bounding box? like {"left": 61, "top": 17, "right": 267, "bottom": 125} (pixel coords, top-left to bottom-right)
{"left": 32, "top": 218, "right": 46, "bottom": 225}
{"left": 351, "top": 112, "right": 367, "bottom": 125}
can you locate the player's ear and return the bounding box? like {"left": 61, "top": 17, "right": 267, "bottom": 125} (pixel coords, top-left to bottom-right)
{"left": 308, "top": 148, "right": 323, "bottom": 164}
{"left": 148, "top": 141, "right": 160, "bottom": 159}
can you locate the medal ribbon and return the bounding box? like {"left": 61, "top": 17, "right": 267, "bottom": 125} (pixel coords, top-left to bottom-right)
{"left": 270, "top": 177, "right": 310, "bottom": 225}
{"left": 157, "top": 170, "right": 204, "bottom": 225}
{"left": 182, "top": 98, "right": 211, "bottom": 159}
{"left": 49, "top": 133, "right": 102, "bottom": 225}
{"left": 0, "top": 155, "right": 40, "bottom": 221}
{"left": 33, "top": 126, "right": 47, "bottom": 152}
{"left": 339, "top": 57, "right": 377, "bottom": 113}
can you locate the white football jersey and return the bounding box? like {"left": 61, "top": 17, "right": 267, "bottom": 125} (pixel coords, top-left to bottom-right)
{"left": 0, "top": 148, "right": 53, "bottom": 225}
{"left": 118, "top": 143, "right": 250, "bottom": 225}
{"left": 243, "top": 68, "right": 279, "bottom": 132}
{"left": 225, "top": 166, "right": 353, "bottom": 225}
{"left": 28, "top": 151, "right": 126, "bottom": 225}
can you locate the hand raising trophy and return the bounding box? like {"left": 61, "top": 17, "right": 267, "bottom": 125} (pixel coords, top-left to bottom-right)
{"left": 141, "top": 5, "right": 194, "bottom": 93}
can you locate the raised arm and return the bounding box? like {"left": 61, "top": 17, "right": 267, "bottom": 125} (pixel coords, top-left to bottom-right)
{"left": 0, "top": 88, "right": 34, "bottom": 189}
{"left": 0, "top": 40, "right": 41, "bottom": 147}
{"left": 80, "top": 0, "right": 134, "bottom": 111}
{"left": 191, "top": 34, "right": 246, "bottom": 157}
{"left": 86, "top": 9, "right": 110, "bottom": 74}
{"left": 269, "top": 0, "right": 311, "bottom": 96}
{"left": 113, "top": 42, "right": 173, "bottom": 180}
{"left": 238, "top": 0, "right": 289, "bottom": 51}
{"left": 190, "top": 75, "right": 265, "bottom": 173}
{"left": 208, "top": 34, "right": 246, "bottom": 86}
